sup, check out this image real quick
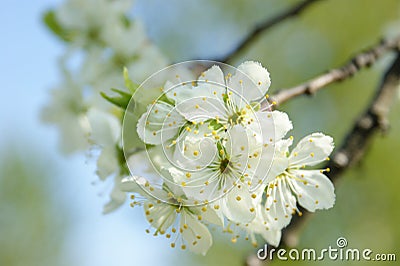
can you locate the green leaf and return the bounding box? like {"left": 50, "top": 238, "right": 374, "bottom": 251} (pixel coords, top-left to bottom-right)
{"left": 42, "top": 10, "right": 76, "bottom": 42}
{"left": 123, "top": 67, "right": 139, "bottom": 93}
{"left": 100, "top": 88, "right": 133, "bottom": 110}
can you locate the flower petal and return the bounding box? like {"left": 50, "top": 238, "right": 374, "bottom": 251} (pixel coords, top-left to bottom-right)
{"left": 96, "top": 146, "right": 118, "bottom": 180}
{"left": 260, "top": 228, "right": 282, "bottom": 247}
{"left": 103, "top": 176, "right": 127, "bottom": 214}
{"left": 87, "top": 107, "right": 120, "bottom": 145}
{"left": 137, "top": 101, "right": 185, "bottom": 145}
{"left": 255, "top": 111, "right": 292, "bottom": 144}
{"left": 197, "top": 65, "right": 225, "bottom": 86}
{"left": 181, "top": 210, "right": 213, "bottom": 255}
{"left": 264, "top": 178, "right": 296, "bottom": 230}
{"left": 227, "top": 61, "right": 270, "bottom": 102}
{"left": 289, "top": 133, "right": 334, "bottom": 167}
{"left": 221, "top": 182, "right": 256, "bottom": 223}
{"left": 144, "top": 202, "right": 177, "bottom": 234}
{"left": 289, "top": 169, "right": 335, "bottom": 212}
{"left": 174, "top": 89, "right": 226, "bottom": 123}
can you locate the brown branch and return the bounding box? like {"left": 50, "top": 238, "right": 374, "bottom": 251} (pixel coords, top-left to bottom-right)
{"left": 270, "top": 36, "right": 400, "bottom": 106}
{"left": 219, "top": 0, "right": 323, "bottom": 63}
{"left": 246, "top": 51, "right": 400, "bottom": 266}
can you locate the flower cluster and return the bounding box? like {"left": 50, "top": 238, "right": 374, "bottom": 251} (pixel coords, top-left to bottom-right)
{"left": 41, "top": 0, "right": 169, "bottom": 212}
{"left": 120, "top": 61, "right": 335, "bottom": 255}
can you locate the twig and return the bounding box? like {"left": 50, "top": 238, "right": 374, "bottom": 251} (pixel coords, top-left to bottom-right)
{"left": 258, "top": 52, "right": 400, "bottom": 266}
{"left": 246, "top": 50, "right": 400, "bottom": 266}
{"left": 220, "top": 0, "right": 323, "bottom": 63}
{"left": 270, "top": 36, "right": 400, "bottom": 106}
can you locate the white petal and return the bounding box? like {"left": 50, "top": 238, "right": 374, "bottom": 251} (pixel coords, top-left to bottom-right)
{"left": 222, "top": 182, "right": 256, "bottom": 223}
{"left": 120, "top": 176, "right": 144, "bottom": 192}
{"left": 197, "top": 65, "right": 225, "bottom": 86}
{"left": 289, "top": 170, "right": 335, "bottom": 212}
{"left": 181, "top": 210, "right": 213, "bottom": 255}
{"left": 176, "top": 85, "right": 226, "bottom": 122}
{"left": 255, "top": 111, "right": 292, "bottom": 144}
{"left": 87, "top": 107, "right": 120, "bottom": 145}
{"left": 173, "top": 127, "right": 218, "bottom": 170}
{"left": 103, "top": 176, "right": 127, "bottom": 214}
{"left": 96, "top": 146, "right": 118, "bottom": 180}
{"left": 227, "top": 61, "right": 270, "bottom": 102}
{"left": 137, "top": 101, "right": 185, "bottom": 145}
{"left": 199, "top": 206, "right": 224, "bottom": 227}
{"left": 145, "top": 202, "right": 177, "bottom": 234}
{"left": 264, "top": 178, "right": 296, "bottom": 230}
{"left": 260, "top": 228, "right": 282, "bottom": 247}
{"left": 289, "top": 133, "right": 334, "bottom": 167}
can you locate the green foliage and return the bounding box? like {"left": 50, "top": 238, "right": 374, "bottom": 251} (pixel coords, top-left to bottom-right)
{"left": 123, "top": 67, "right": 139, "bottom": 94}
{"left": 100, "top": 88, "right": 133, "bottom": 110}
{"left": 0, "top": 145, "right": 69, "bottom": 266}
{"left": 43, "top": 10, "right": 75, "bottom": 42}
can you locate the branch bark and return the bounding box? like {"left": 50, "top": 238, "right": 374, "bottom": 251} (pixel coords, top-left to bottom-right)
{"left": 246, "top": 51, "right": 400, "bottom": 266}
{"left": 269, "top": 36, "right": 400, "bottom": 106}
{"left": 220, "top": 0, "right": 323, "bottom": 63}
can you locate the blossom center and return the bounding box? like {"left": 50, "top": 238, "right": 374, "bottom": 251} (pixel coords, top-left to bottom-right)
{"left": 219, "top": 158, "right": 230, "bottom": 173}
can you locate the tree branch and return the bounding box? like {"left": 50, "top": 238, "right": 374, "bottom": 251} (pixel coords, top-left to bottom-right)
{"left": 270, "top": 36, "right": 400, "bottom": 106}
{"left": 220, "top": 0, "right": 323, "bottom": 63}
{"left": 246, "top": 51, "right": 400, "bottom": 266}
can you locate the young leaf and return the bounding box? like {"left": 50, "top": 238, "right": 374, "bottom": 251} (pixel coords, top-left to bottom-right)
{"left": 43, "top": 10, "right": 75, "bottom": 42}
{"left": 100, "top": 88, "right": 133, "bottom": 110}
{"left": 123, "top": 67, "right": 139, "bottom": 93}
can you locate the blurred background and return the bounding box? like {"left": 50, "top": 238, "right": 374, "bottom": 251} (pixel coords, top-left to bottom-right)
{"left": 1, "top": 0, "right": 399, "bottom": 265}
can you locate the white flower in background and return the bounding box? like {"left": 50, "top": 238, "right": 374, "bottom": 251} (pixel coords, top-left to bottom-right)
{"left": 121, "top": 176, "right": 223, "bottom": 255}
{"left": 41, "top": 79, "right": 90, "bottom": 153}
{"left": 44, "top": 0, "right": 170, "bottom": 213}
{"left": 55, "top": 0, "right": 133, "bottom": 45}
{"left": 262, "top": 133, "right": 335, "bottom": 230}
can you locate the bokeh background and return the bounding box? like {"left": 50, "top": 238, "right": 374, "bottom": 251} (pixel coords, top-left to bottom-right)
{"left": 1, "top": 0, "right": 399, "bottom": 265}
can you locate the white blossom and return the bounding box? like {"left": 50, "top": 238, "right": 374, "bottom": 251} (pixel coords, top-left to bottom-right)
{"left": 262, "top": 133, "right": 335, "bottom": 230}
